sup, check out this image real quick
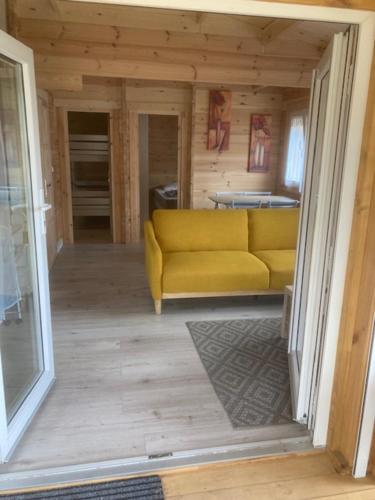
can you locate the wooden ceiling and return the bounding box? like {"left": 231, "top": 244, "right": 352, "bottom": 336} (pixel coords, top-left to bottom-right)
{"left": 9, "top": 0, "right": 348, "bottom": 90}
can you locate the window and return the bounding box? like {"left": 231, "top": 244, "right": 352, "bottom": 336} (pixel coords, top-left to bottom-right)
{"left": 284, "top": 114, "right": 307, "bottom": 192}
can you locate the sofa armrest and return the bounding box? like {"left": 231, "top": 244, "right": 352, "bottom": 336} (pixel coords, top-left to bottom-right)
{"left": 144, "top": 220, "right": 163, "bottom": 300}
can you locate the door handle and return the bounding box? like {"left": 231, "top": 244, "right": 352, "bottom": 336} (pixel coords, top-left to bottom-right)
{"left": 41, "top": 203, "right": 52, "bottom": 212}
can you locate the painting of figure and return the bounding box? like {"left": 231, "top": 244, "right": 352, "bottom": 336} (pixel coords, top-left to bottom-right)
{"left": 248, "top": 114, "right": 272, "bottom": 173}
{"left": 207, "top": 90, "right": 232, "bottom": 153}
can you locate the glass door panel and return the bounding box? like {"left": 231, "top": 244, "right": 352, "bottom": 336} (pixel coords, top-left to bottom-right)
{"left": 295, "top": 70, "right": 330, "bottom": 371}
{"left": 0, "top": 30, "right": 54, "bottom": 463}
{"left": 0, "top": 55, "right": 44, "bottom": 424}
{"left": 289, "top": 28, "right": 356, "bottom": 426}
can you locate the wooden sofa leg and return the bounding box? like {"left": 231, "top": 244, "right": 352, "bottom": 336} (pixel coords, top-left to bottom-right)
{"left": 154, "top": 299, "right": 162, "bottom": 315}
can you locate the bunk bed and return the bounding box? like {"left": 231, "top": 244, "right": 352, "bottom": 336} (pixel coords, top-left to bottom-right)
{"left": 69, "top": 134, "right": 110, "bottom": 219}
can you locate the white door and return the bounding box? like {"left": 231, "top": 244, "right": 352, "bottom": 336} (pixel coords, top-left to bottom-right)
{"left": 0, "top": 30, "right": 54, "bottom": 462}
{"left": 289, "top": 29, "right": 356, "bottom": 425}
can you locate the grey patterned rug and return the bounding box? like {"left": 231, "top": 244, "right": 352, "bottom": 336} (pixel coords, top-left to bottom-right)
{"left": 186, "top": 318, "right": 292, "bottom": 428}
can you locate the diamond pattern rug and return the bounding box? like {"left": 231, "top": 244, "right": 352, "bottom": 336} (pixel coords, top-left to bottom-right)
{"left": 186, "top": 318, "right": 292, "bottom": 428}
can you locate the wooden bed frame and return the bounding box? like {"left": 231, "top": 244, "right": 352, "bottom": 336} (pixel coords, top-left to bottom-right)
{"left": 69, "top": 134, "right": 111, "bottom": 219}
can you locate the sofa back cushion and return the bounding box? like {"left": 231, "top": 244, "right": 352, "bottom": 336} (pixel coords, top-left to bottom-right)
{"left": 248, "top": 208, "right": 300, "bottom": 251}
{"left": 152, "top": 209, "right": 249, "bottom": 253}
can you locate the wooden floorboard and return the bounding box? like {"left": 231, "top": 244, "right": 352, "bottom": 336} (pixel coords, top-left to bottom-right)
{"left": 2, "top": 243, "right": 307, "bottom": 473}
{"left": 160, "top": 453, "right": 375, "bottom": 499}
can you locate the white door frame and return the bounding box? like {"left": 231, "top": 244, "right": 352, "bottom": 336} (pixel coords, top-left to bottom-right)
{"left": 79, "top": 0, "right": 375, "bottom": 450}
{"left": 0, "top": 0, "right": 372, "bottom": 480}
{"left": 0, "top": 30, "right": 55, "bottom": 462}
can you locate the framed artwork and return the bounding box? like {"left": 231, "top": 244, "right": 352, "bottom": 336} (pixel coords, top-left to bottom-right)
{"left": 248, "top": 114, "right": 272, "bottom": 172}
{"left": 207, "top": 90, "right": 232, "bottom": 153}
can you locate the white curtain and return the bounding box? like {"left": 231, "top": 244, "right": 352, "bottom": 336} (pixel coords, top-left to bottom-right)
{"left": 285, "top": 116, "right": 305, "bottom": 191}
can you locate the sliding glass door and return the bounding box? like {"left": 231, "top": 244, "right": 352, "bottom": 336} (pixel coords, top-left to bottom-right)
{"left": 0, "top": 30, "right": 54, "bottom": 462}
{"left": 289, "top": 28, "right": 356, "bottom": 429}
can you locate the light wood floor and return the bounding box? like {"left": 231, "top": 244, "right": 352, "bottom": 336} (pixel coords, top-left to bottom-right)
{"left": 73, "top": 228, "right": 112, "bottom": 243}
{"left": 160, "top": 452, "right": 375, "bottom": 499}
{"left": 2, "top": 244, "right": 307, "bottom": 473}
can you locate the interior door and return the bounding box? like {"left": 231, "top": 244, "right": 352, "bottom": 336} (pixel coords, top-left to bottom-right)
{"left": 0, "top": 30, "right": 54, "bottom": 462}
{"left": 288, "top": 29, "right": 356, "bottom": 425}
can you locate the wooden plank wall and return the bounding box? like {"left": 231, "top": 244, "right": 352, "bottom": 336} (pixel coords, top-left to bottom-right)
{"left": 125, "top": 81, "right": 192, "bottom": 241}
{"left": 191, "top": 86, "right": 283, "bottom": 208}
{"left": 11, "top": 0, "right": 332, "bottom": 89}
{"left": 52, "top": 76, "right": 122, "bottom": 111}
{"left": 148, "top": 115, "right": 179, "bottom": 189}
{"left": 45, "top": 78, "right": 309, "bottom": 241}
{"left": 0, "top": 0, "right": 6, "bottom": 31}
{"left": 47, "top": 77, "right": 192, "bottom": 244}
{"left": 9, "top": 0, "right": 348, "bottom": 238}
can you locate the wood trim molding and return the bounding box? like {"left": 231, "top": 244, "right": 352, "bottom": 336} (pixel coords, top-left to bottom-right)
{"left": 56, "top": 108, "right": 74, "bottom": 244}
{"left": 110, "top": 109, "right": 125, "bottom": 243}
{"left": 126, "top": 110, "right": 141, "bottom": 242}
{"left": 162, "top": 290, "right": 284, "bottom": 299}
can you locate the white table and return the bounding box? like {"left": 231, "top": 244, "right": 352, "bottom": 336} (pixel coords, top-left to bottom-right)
{"left": 209, "top": 193, "right": 299, "bottom": 209}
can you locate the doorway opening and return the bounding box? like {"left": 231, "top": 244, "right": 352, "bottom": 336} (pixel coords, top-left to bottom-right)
{"left": 0, "top": 0, "right": 373, "bottom": 486}
{"left": 139, "top": 114, "right": 179, "bottom": 234}
{"left": 68, "top": 111, "right": 112, "bottom": 243}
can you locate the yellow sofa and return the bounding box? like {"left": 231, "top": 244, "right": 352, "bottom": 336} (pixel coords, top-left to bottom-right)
{"left": 145, "top": 208, "right": 299, "bottom": 314}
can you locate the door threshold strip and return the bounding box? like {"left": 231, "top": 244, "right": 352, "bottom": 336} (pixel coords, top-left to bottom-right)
{"left": 0, "top": 435, "right": 314, "bottom": 492}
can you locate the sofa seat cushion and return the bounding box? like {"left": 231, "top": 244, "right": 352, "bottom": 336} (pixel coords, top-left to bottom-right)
{"left": 162, "top": 251, "right": 269, "bottom": 294}
{"left": 253, "top": 250, "right": 296, "bottom": 290}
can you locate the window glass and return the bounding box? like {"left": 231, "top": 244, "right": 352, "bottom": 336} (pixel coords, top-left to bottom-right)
{"left": 284, "top": 115, "right": 306, "bottom": 192}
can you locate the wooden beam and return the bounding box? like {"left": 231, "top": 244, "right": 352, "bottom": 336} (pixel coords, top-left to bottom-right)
{"left": 6, "top": 0, "right": 18, "bottom": 37}
{"left": 258, "top": 19, "right": 296, "bottom": 45}
{"left": 125, "top": 107, "right": 141, "bottom": 243}
{"left": 16, "top": 19, "right": 323, "bottom": 60}
{"left": 35, "top": 54, "right": 312, "bottom": 88}
{"left": 22, "top": 38, "right": 317, "bottom": 73}
{"left": 121, "top": 81, "right": 131, "bottom": 244}
{"left": 48, "top": 0, "right": 62, "bottom": 15}
{"left": 13, "top": 0, "right": 261, "bottom": 39}
{"left": 109, "top": 109, "right": 124, "bottom": 243}
{"left": 252, "top": 85, "right": 270, "bottom": 93}
{"left": 36, "top": 71, "right": 83, "bottom": 91}
{"left": 195, "top": 12, "right": 208, "bottom": 25}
